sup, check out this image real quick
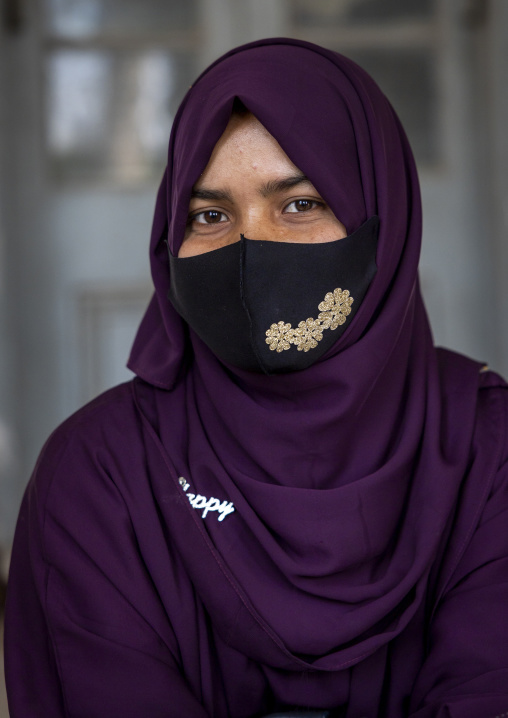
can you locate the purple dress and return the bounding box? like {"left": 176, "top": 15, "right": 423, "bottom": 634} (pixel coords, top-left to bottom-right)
{"left": 5, "top": 38, "right": 508, "bottom": 718}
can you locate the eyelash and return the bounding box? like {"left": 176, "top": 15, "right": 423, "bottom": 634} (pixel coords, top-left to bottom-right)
{"left": 284, "top": 199, "right": 324, "bottom": 213}
{"left": 189, "top": 210, "right": 229, "bottom": 225}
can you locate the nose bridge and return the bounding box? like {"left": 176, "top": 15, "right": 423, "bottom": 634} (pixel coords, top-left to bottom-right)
{"left": 240, "top": 203, "right": 277, "bottom": 242}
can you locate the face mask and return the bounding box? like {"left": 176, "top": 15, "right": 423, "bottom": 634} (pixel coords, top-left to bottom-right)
{"left": 168, "top": 216, "right": 379, "bottom": 374}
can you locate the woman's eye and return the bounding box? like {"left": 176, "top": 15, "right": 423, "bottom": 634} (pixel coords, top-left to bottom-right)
{"left": 191, "top": 210, "right": 228, "bottom": 225}
{"left": 284, "top": 199, "right": 321, "bottom": 213}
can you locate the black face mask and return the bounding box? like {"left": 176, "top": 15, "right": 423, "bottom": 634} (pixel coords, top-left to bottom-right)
{"left": 168, "top": 216, "right": 379, "bottom": 374}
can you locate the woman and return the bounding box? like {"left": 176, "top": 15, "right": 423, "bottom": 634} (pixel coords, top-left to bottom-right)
{"left": 5, "top": 38, "right": 508, "bottom": 718}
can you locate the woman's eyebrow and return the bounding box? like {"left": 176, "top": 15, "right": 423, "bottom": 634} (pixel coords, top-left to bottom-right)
{"left": 190, "top": 187, "right": 234, "bottom": 202}
{"left": 260, "top": 174, "right": 311, "bottom": 197}
{"left": 190, "top": 174, "right": 312, "bottom": 203}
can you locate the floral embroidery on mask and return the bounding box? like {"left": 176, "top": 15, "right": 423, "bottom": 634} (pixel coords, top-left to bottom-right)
{"left": 265, "top": 288, "right": 354, "bottom": 353}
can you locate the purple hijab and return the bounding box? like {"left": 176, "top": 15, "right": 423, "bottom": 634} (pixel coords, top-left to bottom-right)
{"left": 128, "top": 38, "right": 482, "bottom": 666}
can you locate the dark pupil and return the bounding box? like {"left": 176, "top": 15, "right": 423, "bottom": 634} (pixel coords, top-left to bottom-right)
{"left": 296, "top": 200, "right": 311, "bottom": 211}
{"left": 205, "top": 210, "right": 221, "bottom": 223}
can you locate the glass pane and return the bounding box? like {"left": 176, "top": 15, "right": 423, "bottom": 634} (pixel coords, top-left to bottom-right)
{"left": 44, "top": 0, "right": 197, "bottom": 38}
{"left": 345, "top": 48, "right": 438, "bottom": 164}
{"left": 46, "top": 49, "right": 194, "bottom": 183}
{"left": 292, "top": 0, "right": 434, "bottom": 27}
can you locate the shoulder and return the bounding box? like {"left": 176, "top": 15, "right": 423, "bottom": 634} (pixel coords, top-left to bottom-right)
{"left": 440, "top": 370, "right": 508, "bottom": 590}
{"left": 461, "top": 362, "right": 508, "bottom": 515}
{"left": 45, "top": 380, "right": 139, "bottom": 447}
{"left": 436, "top": 347, "right": 508, "bottom": 454}
{"left": 26, "top": 381, "right": 151, "bottom": 541}
{"left": 476, "top": 374, "right": 508, "bottom": 527}
{"left": 32, "top": 381, "right": 135, "bottom": 478}
{"left": 476, "top": 367, "right": 508, "bottom": 466}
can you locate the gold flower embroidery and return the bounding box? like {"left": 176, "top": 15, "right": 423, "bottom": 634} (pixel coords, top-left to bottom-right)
{"left": 265, "top": 322, "right": 294, "bottom": 353}
{"left": 265, "top": 288, "right": 353, "bottom": 353}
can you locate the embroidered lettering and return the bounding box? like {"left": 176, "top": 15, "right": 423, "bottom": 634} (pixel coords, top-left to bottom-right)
{"left": 191, "top": 495, "right": 208, "bottom": 510}
{"left": 217, "top": 501, "right": 235, "bottom": 522}
{"left": 201, "top": 497, "right": 221, "bottom": 518}
{"left": 178, "top": 477, "right": 235, "bottom": 522}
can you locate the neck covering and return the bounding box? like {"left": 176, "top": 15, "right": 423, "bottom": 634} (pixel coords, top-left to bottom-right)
{"left": 128, "top": 38, "right": 482, "bottom": 670}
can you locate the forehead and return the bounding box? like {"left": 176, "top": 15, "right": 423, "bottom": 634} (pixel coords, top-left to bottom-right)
{"left": 194, "top": 112, "right": 301, "bottom": 187}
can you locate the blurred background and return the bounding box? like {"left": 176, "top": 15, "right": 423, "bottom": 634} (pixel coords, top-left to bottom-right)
{"left": 0, "top": 0, "right": 507, "bottom": 711}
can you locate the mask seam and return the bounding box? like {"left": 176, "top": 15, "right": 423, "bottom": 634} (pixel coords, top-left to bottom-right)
{"left": 239, "top": 235, "right": 270, "bottom": 375}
